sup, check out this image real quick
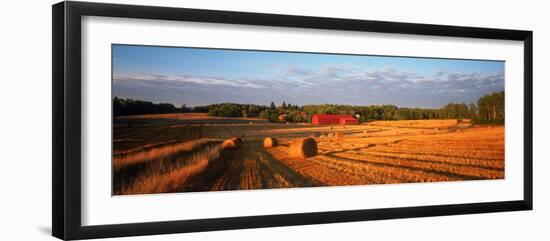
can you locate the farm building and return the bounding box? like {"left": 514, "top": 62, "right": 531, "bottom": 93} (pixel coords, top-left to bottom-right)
{"left": 311, "top": 114, "right": 359, "bottom": 125}
{"left": 278, "top": 114, "right": 288, "bottom": 122}
{"left": 339, "top": 116, "right": 359, "bottom": 125}
{"left": 278, "top": 112, "right": 308, "bottom": 122}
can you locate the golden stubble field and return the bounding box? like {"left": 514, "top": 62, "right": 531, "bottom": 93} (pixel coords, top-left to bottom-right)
{"left": 112, "top": 113, "right": 504, "bottom": 195}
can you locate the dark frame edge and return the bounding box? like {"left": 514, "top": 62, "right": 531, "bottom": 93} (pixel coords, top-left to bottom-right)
{"left": 52, "top": 1, "right": 66, "bottom": 240}
{"left": 523, "top": 31, "right": 533, "bottom": 210}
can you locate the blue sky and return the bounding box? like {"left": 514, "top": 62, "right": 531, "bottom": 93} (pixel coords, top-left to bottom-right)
{"left": 113, "top": 44, "right": 505, "bottom": 108}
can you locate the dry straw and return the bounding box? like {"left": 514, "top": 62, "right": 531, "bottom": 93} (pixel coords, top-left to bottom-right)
{"left": 310, "top": 132, "right": 321, "bottom": 138}
{"left": 289, "top": 137, "right": 318, "bottom": 158}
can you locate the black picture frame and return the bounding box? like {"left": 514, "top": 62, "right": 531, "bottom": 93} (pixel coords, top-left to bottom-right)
{"left": 52, "top": 1, "right": 533, "bottom": 240}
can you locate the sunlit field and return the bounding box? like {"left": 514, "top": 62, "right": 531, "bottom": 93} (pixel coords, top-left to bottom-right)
{"left": 112, "top": 113, "right": 504, "bottom": 195}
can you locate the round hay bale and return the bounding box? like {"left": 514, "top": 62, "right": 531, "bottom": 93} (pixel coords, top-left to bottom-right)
{"left": 222, "top": 138, "right": 239, "bottom": 150}
{"left": 328, "top": 133, "right": 335, "bottom": 138}
{"left": 335, "top": 131, "right": 345, "bottom": 139}
{"left": 263, "top": 137, "right": 278, "bottom": 148}
{"left": 289, "top": 137, "right": 318, "bottom": 158}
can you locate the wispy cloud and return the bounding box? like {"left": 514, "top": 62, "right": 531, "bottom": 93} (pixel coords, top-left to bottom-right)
{"left": 114, "top": 74, "right": 268, "bottom": 89}
{"left": 113, "top": 65, "right": 504, "bottom": 108}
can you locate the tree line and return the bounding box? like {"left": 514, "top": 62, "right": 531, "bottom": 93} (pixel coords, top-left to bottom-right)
{"left": 113, "top": 97, "right": 180, "bottom": 116}
{"left": 113, "top": 91, "right": 504, "bottom": 124}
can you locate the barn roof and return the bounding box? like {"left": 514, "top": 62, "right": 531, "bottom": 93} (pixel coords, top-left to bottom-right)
{"left": 313, "top": 114, "right": 354, "bottom": 119}
{"left": 339, "top": 117, "right": 358, "bottom": 121}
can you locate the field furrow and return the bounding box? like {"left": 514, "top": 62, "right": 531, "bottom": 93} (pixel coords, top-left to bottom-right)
{"left": 113, "top": 115, "right": 505, "bottom": 194}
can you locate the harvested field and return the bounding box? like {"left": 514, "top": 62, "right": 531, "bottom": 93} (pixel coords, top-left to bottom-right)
{"left": 113, "top": 113, "right": 504, "bottom": 195}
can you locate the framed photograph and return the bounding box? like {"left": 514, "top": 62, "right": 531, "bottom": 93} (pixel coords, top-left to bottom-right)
{"left": 52, "top": 1, "right": 533, "bottom": 240}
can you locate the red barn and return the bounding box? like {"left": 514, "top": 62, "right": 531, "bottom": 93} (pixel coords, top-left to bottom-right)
{"left": 339, "top": 116, "right": 359, "bottom": 125}
{"left": 311, "top": 114, "right": 359, "bottom": 125}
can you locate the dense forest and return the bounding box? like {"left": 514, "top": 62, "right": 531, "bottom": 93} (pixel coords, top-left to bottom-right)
{"left": 113, "top": 97, "right": 180, "bottom": 116}
{"left": 113, "top": 91, "right": 504, "bottom": 124}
